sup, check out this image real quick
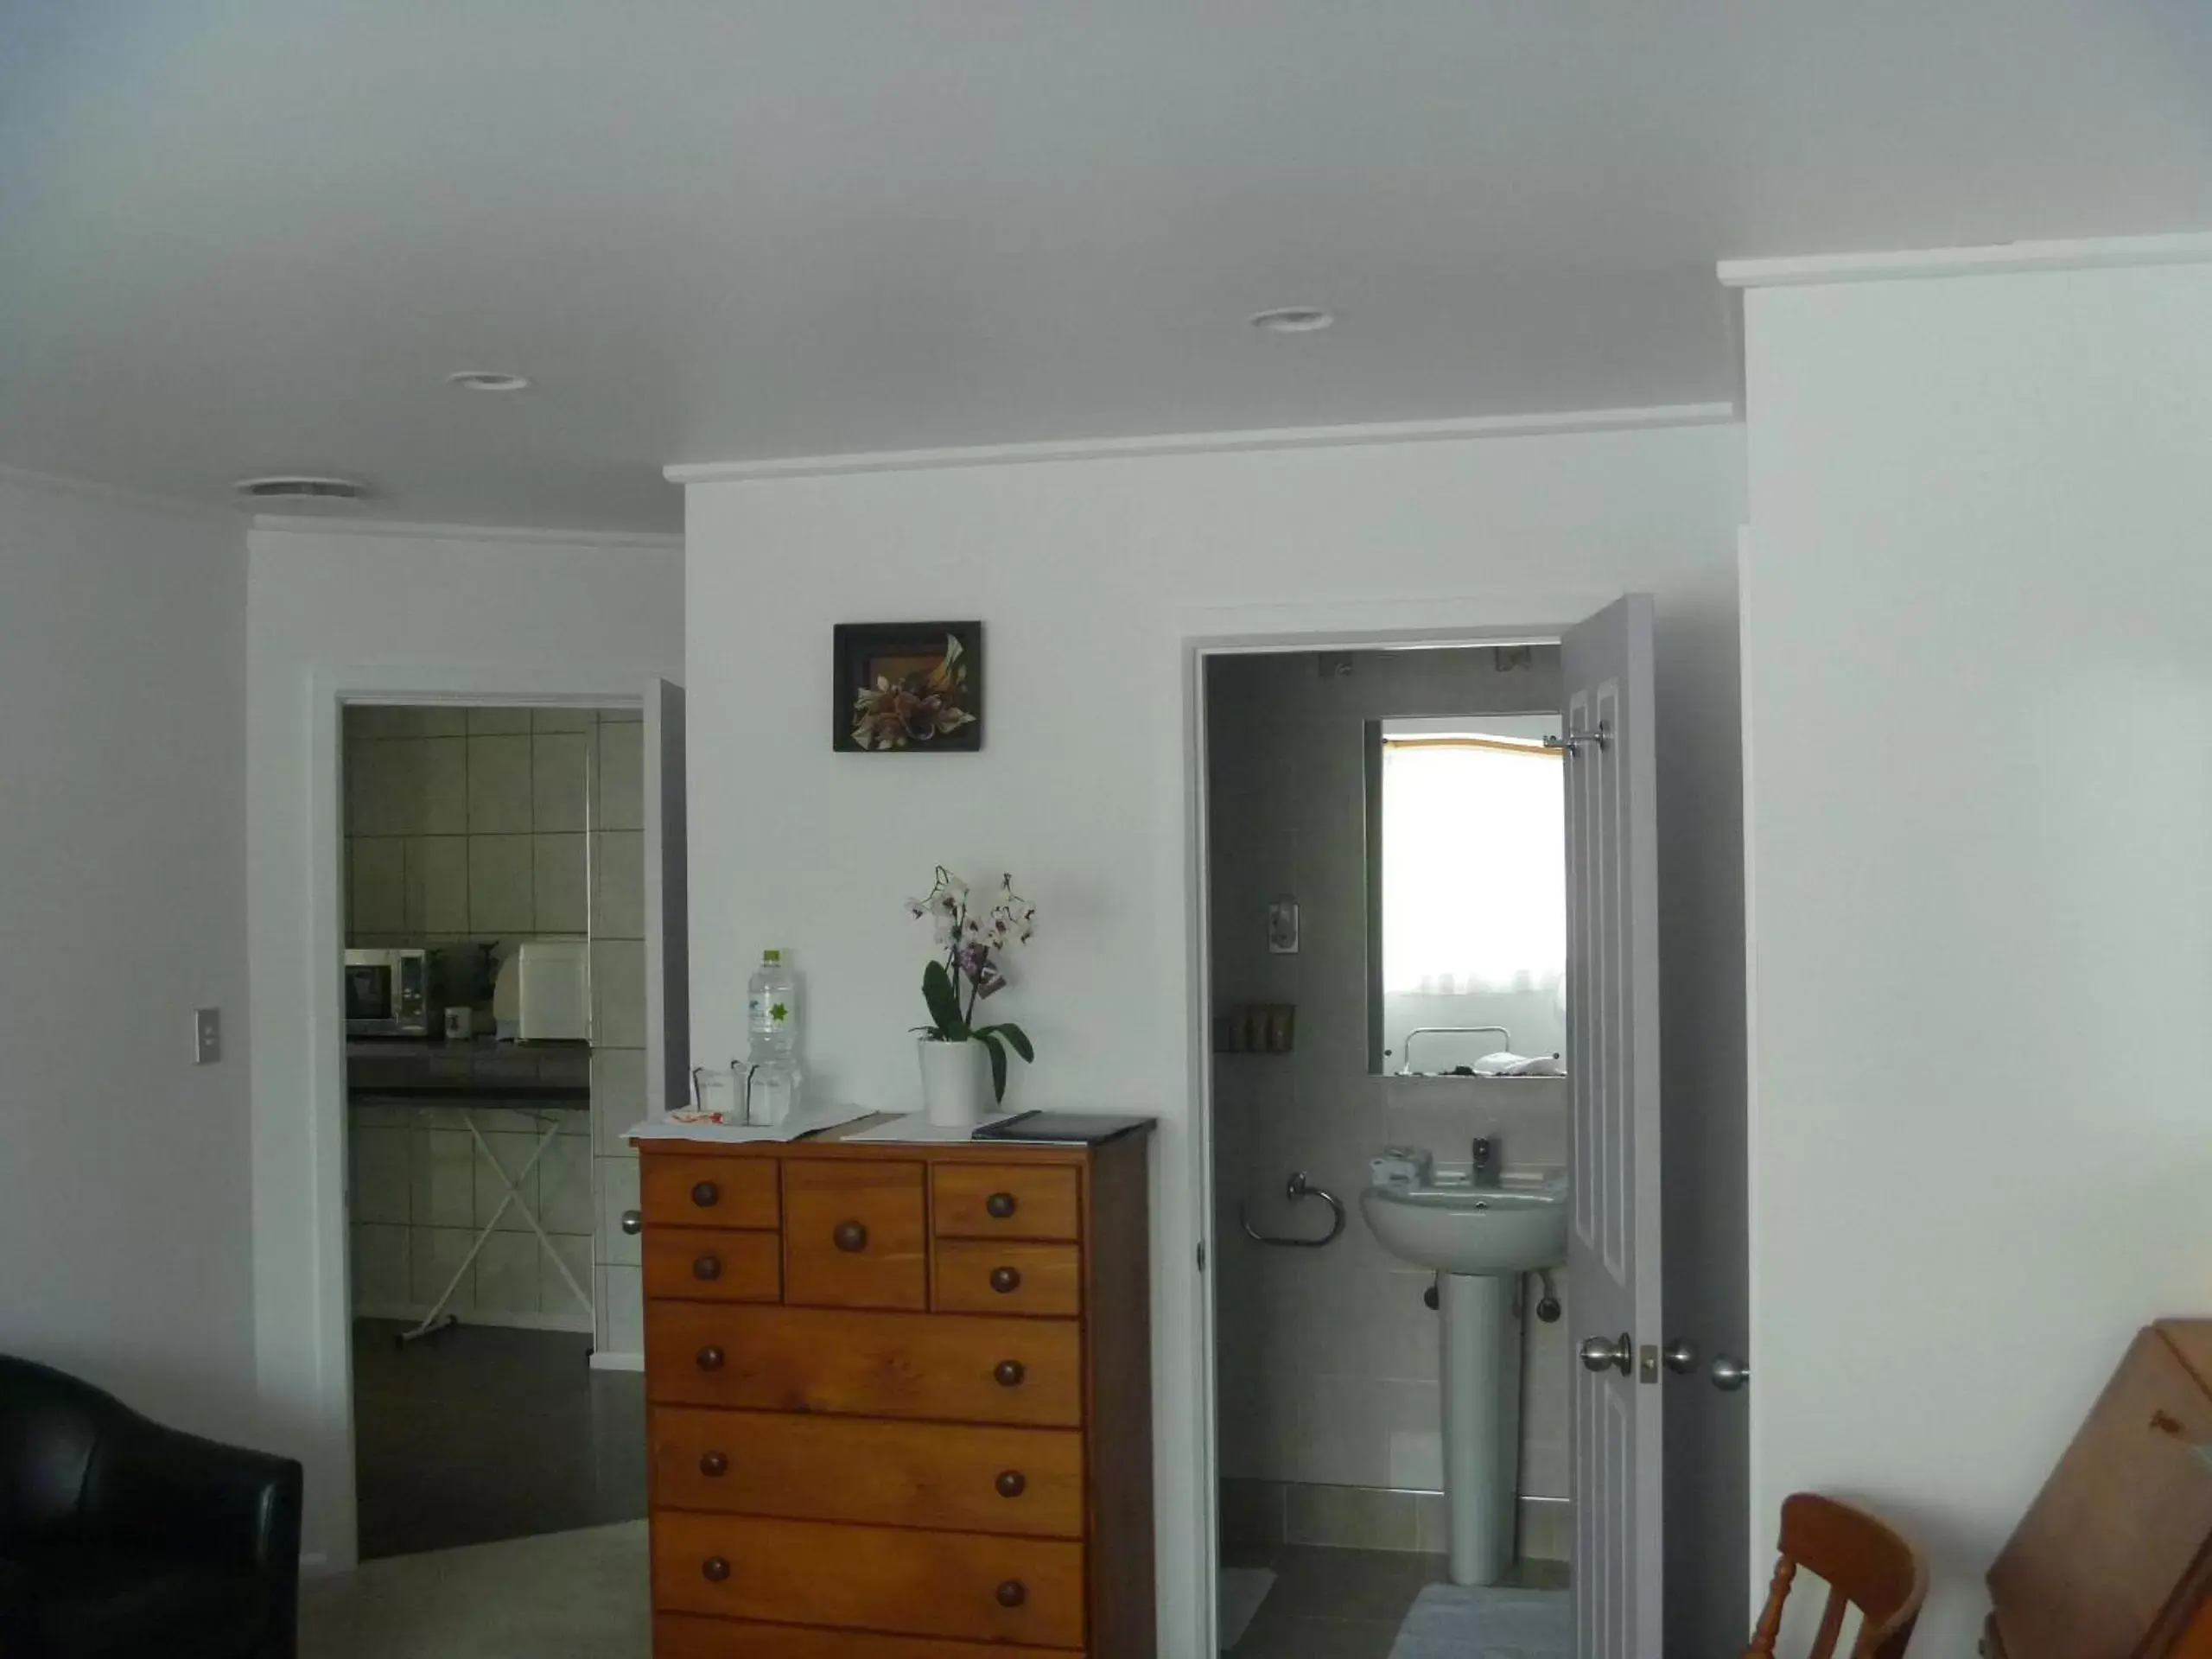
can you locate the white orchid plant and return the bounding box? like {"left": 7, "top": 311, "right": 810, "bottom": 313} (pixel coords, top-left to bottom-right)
{"left": 909, "top": 867, "right": 1037, "bottom": 1101}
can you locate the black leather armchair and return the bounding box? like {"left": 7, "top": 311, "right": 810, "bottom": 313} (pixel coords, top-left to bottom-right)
{"left": 0, "top": 1356, "right": 302, "bottom": 1659}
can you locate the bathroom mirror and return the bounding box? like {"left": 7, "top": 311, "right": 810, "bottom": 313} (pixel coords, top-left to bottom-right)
{"left": 1365, "top": 711, "right": 1568, "bottom": 1076}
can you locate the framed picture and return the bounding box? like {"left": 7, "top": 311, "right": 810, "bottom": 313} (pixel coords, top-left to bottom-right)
{"left": 833, "top": 620, "right": 985, "bottom": 753}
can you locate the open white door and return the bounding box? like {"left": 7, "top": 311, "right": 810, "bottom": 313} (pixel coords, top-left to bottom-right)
{"left": 642, "top": 678, "right": 690, "bottom": 1113}
{"left": 1563, "top": 595, "right": 1663, "bottom": 1658}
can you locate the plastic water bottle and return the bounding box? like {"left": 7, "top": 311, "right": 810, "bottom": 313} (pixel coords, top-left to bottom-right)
{"left": 745, "top": 949, "right": 801, "bottom": 1124}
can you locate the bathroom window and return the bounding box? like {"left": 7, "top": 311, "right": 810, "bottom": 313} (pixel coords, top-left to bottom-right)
{"left": 1369, "top": 714, "right": 1567, "bottom": 1073}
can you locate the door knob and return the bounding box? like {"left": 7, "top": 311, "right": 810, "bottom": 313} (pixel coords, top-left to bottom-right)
{"left": 1579, "top": 1332, "right": 1633, "bottom": 1376}
{"left": 619, "top": 1209, "right": 642, "bottom": 1236}
{"left": 1709, "top": 1353, "right": 1750, "bottom": 1393}
{"left": 1662, "top": 1338, "right": 1698, "bottom": 1375}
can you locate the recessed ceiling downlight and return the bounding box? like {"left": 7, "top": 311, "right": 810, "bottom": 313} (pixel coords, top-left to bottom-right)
{"left": 445, "top": 370, "right": 531, "bottom": 392}
{"left": 232, "top": 474, "right": 372, "bottom": 505}
{"left": 1249, "top": 306, "right": 1337, "bottom": 334}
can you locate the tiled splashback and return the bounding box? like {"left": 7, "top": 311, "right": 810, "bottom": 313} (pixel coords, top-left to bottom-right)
{"left": 1205, "top": 647, "right": 1573, "bottom": 1516}
{"left": 342, "top": 703, "right": 648, "bottom": 1357}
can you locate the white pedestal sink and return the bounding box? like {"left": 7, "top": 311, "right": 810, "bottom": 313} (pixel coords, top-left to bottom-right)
{"left": 1359, "top": 1179, "right": 1567, "bottom": 1587}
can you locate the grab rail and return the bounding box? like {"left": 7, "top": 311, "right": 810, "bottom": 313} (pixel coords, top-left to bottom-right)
{"left": 1238, "top": 1171, "right": 1346, "bottom": 1249}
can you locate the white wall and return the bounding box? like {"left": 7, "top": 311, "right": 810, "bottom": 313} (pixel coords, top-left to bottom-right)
{"left": 677, "top": 419, "right": 1749, "bottom": 1647}
{"left": 245, "top": 519, "right": 683, "bottom": 1565}
{"left": 0, "top": 470, "right": 256, "bottom": 1441}
{"left": 1740, "top": 252, "right": 2212, "bottom": 1649}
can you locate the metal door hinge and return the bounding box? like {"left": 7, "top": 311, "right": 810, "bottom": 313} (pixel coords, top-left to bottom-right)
{"left": 1196, "top": 1241, "right": 1207, "bottom": 1272}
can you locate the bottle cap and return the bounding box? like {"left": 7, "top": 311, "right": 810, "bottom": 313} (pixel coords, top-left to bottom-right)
{"left": 762, "top": 948, "right": 782, "bottom": 963}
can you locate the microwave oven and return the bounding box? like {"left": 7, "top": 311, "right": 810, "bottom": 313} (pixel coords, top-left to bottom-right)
{"left": 345, "top": 947, "right": 430, "bottom": 1037}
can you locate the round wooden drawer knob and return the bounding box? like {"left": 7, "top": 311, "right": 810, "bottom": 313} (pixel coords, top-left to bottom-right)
{"left": 699, "top": 1451, "right": 728, "bottom": 1478}
{"left": 996, "top": 1580, "right": 1027, "bottom": 1609}
{"left": 692, "top": 1254, "right": 721, "bottom": 1281}
{"left": 833, "top": 1219, "right": 868, "bottom": 1253}
{"left": 690, "top": 1180, "right": 719, "bottom": 1207}
{"left": 989, "top": 1266, "right": 1022, "bottom": 1294}
{"left": 986, "top": 1192, "right": 1018, "bottom": 1219}
{"left": 994, "top": 1359, "right": 1026, "bottom": 1387}
{"left": 696, "top": 1344, "right": 725, "bottom": 1371}
{"left": 995, "top": 1469, "right": 1027, "bottom": 1498}
{"left": 702, "top": 1557, "right": 730, "bottom": 1583}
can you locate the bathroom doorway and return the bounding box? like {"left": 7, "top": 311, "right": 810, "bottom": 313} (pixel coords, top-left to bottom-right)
{"left": 1203, "top": 642, "right": 1575, "bottom": 1656}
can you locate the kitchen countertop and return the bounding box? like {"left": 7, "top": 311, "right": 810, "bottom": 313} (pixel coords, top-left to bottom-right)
{"left": 346, "top": 1036, "right": 590, "bottom": 1105}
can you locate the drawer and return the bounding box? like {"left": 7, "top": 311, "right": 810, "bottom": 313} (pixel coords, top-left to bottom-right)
{"left": 654, "top": 1511, "right": 1086, "bottom": 1649}
{"left": 652, "top": 1407, "right": 1084, "bottom": 1538}
{"left": 645, "top": 1302, "right": 1084, "bottom": 1427}
{"left": 642, "top": 1155, "right": 780, "bottom": 1230}
{"left": 656, "top": 1617, "right": 1083, "bottom": 1659}
{"left": 1988, "top": 1326, "right": 2212, "bottom": 1659}
{"left": 783, "top": 1158, "right": 927, "bottom": 1310}
{"left": 643, "top": 1226, "right": 780, "bottom": 1304}
{"left": 934, "top": 1240, "right": 1083, "bottom": 1319}
{"left": 933, "top": 1162, "right": 1080, "bottom": 1240}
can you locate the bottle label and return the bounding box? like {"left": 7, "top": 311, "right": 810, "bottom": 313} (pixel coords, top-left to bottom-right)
{"left": 748, "top": 992, "right": 794, "bottom": 1028}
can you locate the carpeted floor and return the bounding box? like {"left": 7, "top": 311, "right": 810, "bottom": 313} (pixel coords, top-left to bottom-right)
{"left": 1386, "top": 1582, "right": 1572, "bottom": 1658}
{"left": 300, "top": 1521, "right": 650, "bottom": 1659}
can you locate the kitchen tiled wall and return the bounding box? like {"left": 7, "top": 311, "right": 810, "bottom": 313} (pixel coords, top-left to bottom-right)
{"left": 1205, "top": 648, "right": 1573, "bottom": 1554}
{"left": 343, "top": 704, "right": 647, "bottom": 1351}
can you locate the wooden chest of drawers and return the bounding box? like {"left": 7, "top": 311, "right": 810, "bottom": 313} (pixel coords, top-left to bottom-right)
{"left": 634, "top": 1128, "right": 1154, "bottom": 1657}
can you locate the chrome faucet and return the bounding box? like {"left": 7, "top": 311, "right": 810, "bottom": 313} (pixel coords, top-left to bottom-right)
{"left": 1471, "top": 1136, "right": 1502, "bottom": 1190}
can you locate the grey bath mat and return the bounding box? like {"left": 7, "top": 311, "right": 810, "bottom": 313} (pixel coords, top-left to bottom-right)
{"left": 1388, "top": 1582, "right": 1572, "bottom": 1659}
{"left": 1218, "top": 1566, "right": 1275, "bottom": 1649}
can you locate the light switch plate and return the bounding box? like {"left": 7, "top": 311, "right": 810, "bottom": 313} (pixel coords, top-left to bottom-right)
{"left": 193, "top": 1007, "right": 221, "bottom": 1065}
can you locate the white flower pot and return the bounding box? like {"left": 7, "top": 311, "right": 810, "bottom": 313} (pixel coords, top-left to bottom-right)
{"left": 918, "top": 1036, "right": 990, "bottom": 1127}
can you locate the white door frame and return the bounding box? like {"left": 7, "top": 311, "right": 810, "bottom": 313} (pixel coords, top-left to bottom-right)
{"left": 296, "top": 661, "right": 671, "bottom": 1572}
{"left": 1166, "top": 590, "right": 1618, "bottom": 1653}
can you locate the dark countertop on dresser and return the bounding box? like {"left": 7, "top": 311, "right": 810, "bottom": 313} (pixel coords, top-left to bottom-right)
{"left": 346, "top": 1037, "right": 591, "bottom": 1105}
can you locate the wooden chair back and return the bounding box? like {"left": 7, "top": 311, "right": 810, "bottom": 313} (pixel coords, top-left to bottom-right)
{"left": 1744, "top": 1492, "right": 1929, "bottom": 1659}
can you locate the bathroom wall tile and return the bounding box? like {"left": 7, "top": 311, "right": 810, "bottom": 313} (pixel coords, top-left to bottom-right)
{"left": 543, "top": 1234, "right": 594, "bottom": 1321}
{"left": 1294, "top": 1373, "right": 1387, "bottom": 1488}
{"left": 1217, "top": 1479, "right": 1286, "bottom": 1549}
{"left": 416, "top": 707, "right": 469, "bottom": 737}
{"left": 410, "top": 1227, "right": 476, "bottom": 1313}
{"left": 1285, "top": 1483, "right": 1416, "bottom": 1552}
{"left": 1215, "top": 1366, "right": 1300, "bottom": 1483}
{"left": 537, "top": 1132, "right": 594, "bottom": 1236}
{"left": 595, "top": 721, "right": 644, "bottom": 830}
{"left": 593, "top": 941, "right": 645, "bottom": 1048}
{"left": 410, "top": 1128, "right": 475, "bottom": 1228}
{"left": 347, "top": 706, "right": 411, "bottom": 741}
{"left": 531, "top": 734, "right": 589, "bottom": 830}
{"left": 467, "top": 835, "right": 535, "bottom": 931}
{"left": 467, "top": 707, "right": 533, "bottom": 734}
{"left": 467, "top": 734, "right": 533, "bottom": 833}
{"left": 474, "top": 1230, "right": 540, "bottom": 1315}
{"left": 346, "top": 739, "right": 416, "bottom": 836}
{"left": 596, "top": 705, "right": 642, "bottom": 722}
{"left": 1523, "top": 1502, "right": 1573, "bottom": 1563}
{"left": 351, "top": 1224, "right": 410, "bottom": 1311}
{"left": 595, "top": 1263, "right": 644, "bottom": 1356}
{"left": 405, "top": 836, "right": 470, "bottom": 934}
{"left": 533, "top": 833, "right": 588, "bottom": 932}
{"left": 531, "top": 708, "right": 595, "bottom": 734}
{"left": 352, "top": 1102, "right": 414, "bottom": 1132}
{"left": 594, "top": 830, "right": 645, "bottom": 941}
{"left": 1382, "top": 1379, "right": 1444, "bottom": 1490}
{"left": 417, "top": 738, "right": 469, "bottom": 834}
{"left": 348, "top": 838, "right": 407, "bottom": 936}
{"left": 474, "top": 1130, "right": 540, "bottom": 1233}
{"left": 593, "top": 1048, "right": 646, "bottom": 1155}
{"left": 596, "top": 1154, "right": 641, "bottom": 1267}
{"left": 1414, "top": 1491, "right": 1450, "bottom": 1554}
{"left": 349, "top": 1124, "right": 411, "bottom": 1225}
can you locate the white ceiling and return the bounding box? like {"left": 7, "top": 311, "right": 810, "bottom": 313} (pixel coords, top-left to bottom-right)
{"left": 5, "top": 2, "right": 2210, "bottom": 532}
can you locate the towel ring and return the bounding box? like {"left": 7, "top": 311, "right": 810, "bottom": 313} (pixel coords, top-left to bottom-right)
{"left": 1239, "top": 1171, "right": 1345, "bottom": 1249}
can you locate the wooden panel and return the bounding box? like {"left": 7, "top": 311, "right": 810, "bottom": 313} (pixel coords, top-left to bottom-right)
{"left": 645, "top": 1301, "right": 1084, "bottom": 1427}
{"left": 1082, "top": 1129, "right": 1156, "bottom": 1657}
{"left": 642, "top": 1154, "right": 779, "bottom": 1230}
{"left": 1988, "top": 1327, "right": 2212, "bottom": 1659}
{"left": 653, "top": 1511, "right": 1086, "bottom": 1648}
{"left": 933, "top": 1162, "right": 1080, "bottom": 1240}
{"left": 784, "top": 1158, "right": 928, "bottom": 1310}
{"left": 643, "top": 1226, "right": 780, "bottom": 1303}
{"left": 650, "top": 1406, "right": 1084, "bottom": 1538}
{"left": 2159, "top": 1319, "right": 2212, "bottom": 1395}
{"left": 656, "top": 1615, "right": 1083, "bottom": 1659}
{"left": 933, "top": 1240, "right": 1083, "bottom": 1319}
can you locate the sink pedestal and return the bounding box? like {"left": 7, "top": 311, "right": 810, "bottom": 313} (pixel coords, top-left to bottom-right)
{"left": 1438, "top": 1271, "right": 1523, "bottom": 1586}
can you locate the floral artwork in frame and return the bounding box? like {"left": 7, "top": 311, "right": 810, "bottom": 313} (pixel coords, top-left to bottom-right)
{"left": 834, "top": 621, "right": 984, "bottom": 753}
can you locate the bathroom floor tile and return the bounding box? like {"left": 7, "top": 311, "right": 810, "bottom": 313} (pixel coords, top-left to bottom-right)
{"left": 1224, "top": 1542, "right": 1567, "bottom": 1656}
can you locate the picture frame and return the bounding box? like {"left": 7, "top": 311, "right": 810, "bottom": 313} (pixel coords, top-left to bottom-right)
{"left": 832, "top": 620, "right": 985, "bottom": 753}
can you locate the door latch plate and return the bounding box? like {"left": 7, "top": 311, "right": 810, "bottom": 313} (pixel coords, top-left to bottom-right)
{"left": 1638, "top": 1344, "right": 1659, "bottom": 1385}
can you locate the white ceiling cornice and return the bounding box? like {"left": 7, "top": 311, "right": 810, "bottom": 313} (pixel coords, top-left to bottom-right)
{"left": 1719, "top": 231, "right": 2212, "bottom": 289}
{"left": 664, "top": 403, "right": 1740, "bottom": 486}
{"left": 247, "top": 514, "right": 682, "bottom": 550}
{"left": 0, "top": 461, "right": 243, "bottom": 523}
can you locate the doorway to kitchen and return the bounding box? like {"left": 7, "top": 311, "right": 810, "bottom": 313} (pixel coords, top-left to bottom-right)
{"left": 339, "top": 699, "right": 648, "bottom": 1558}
